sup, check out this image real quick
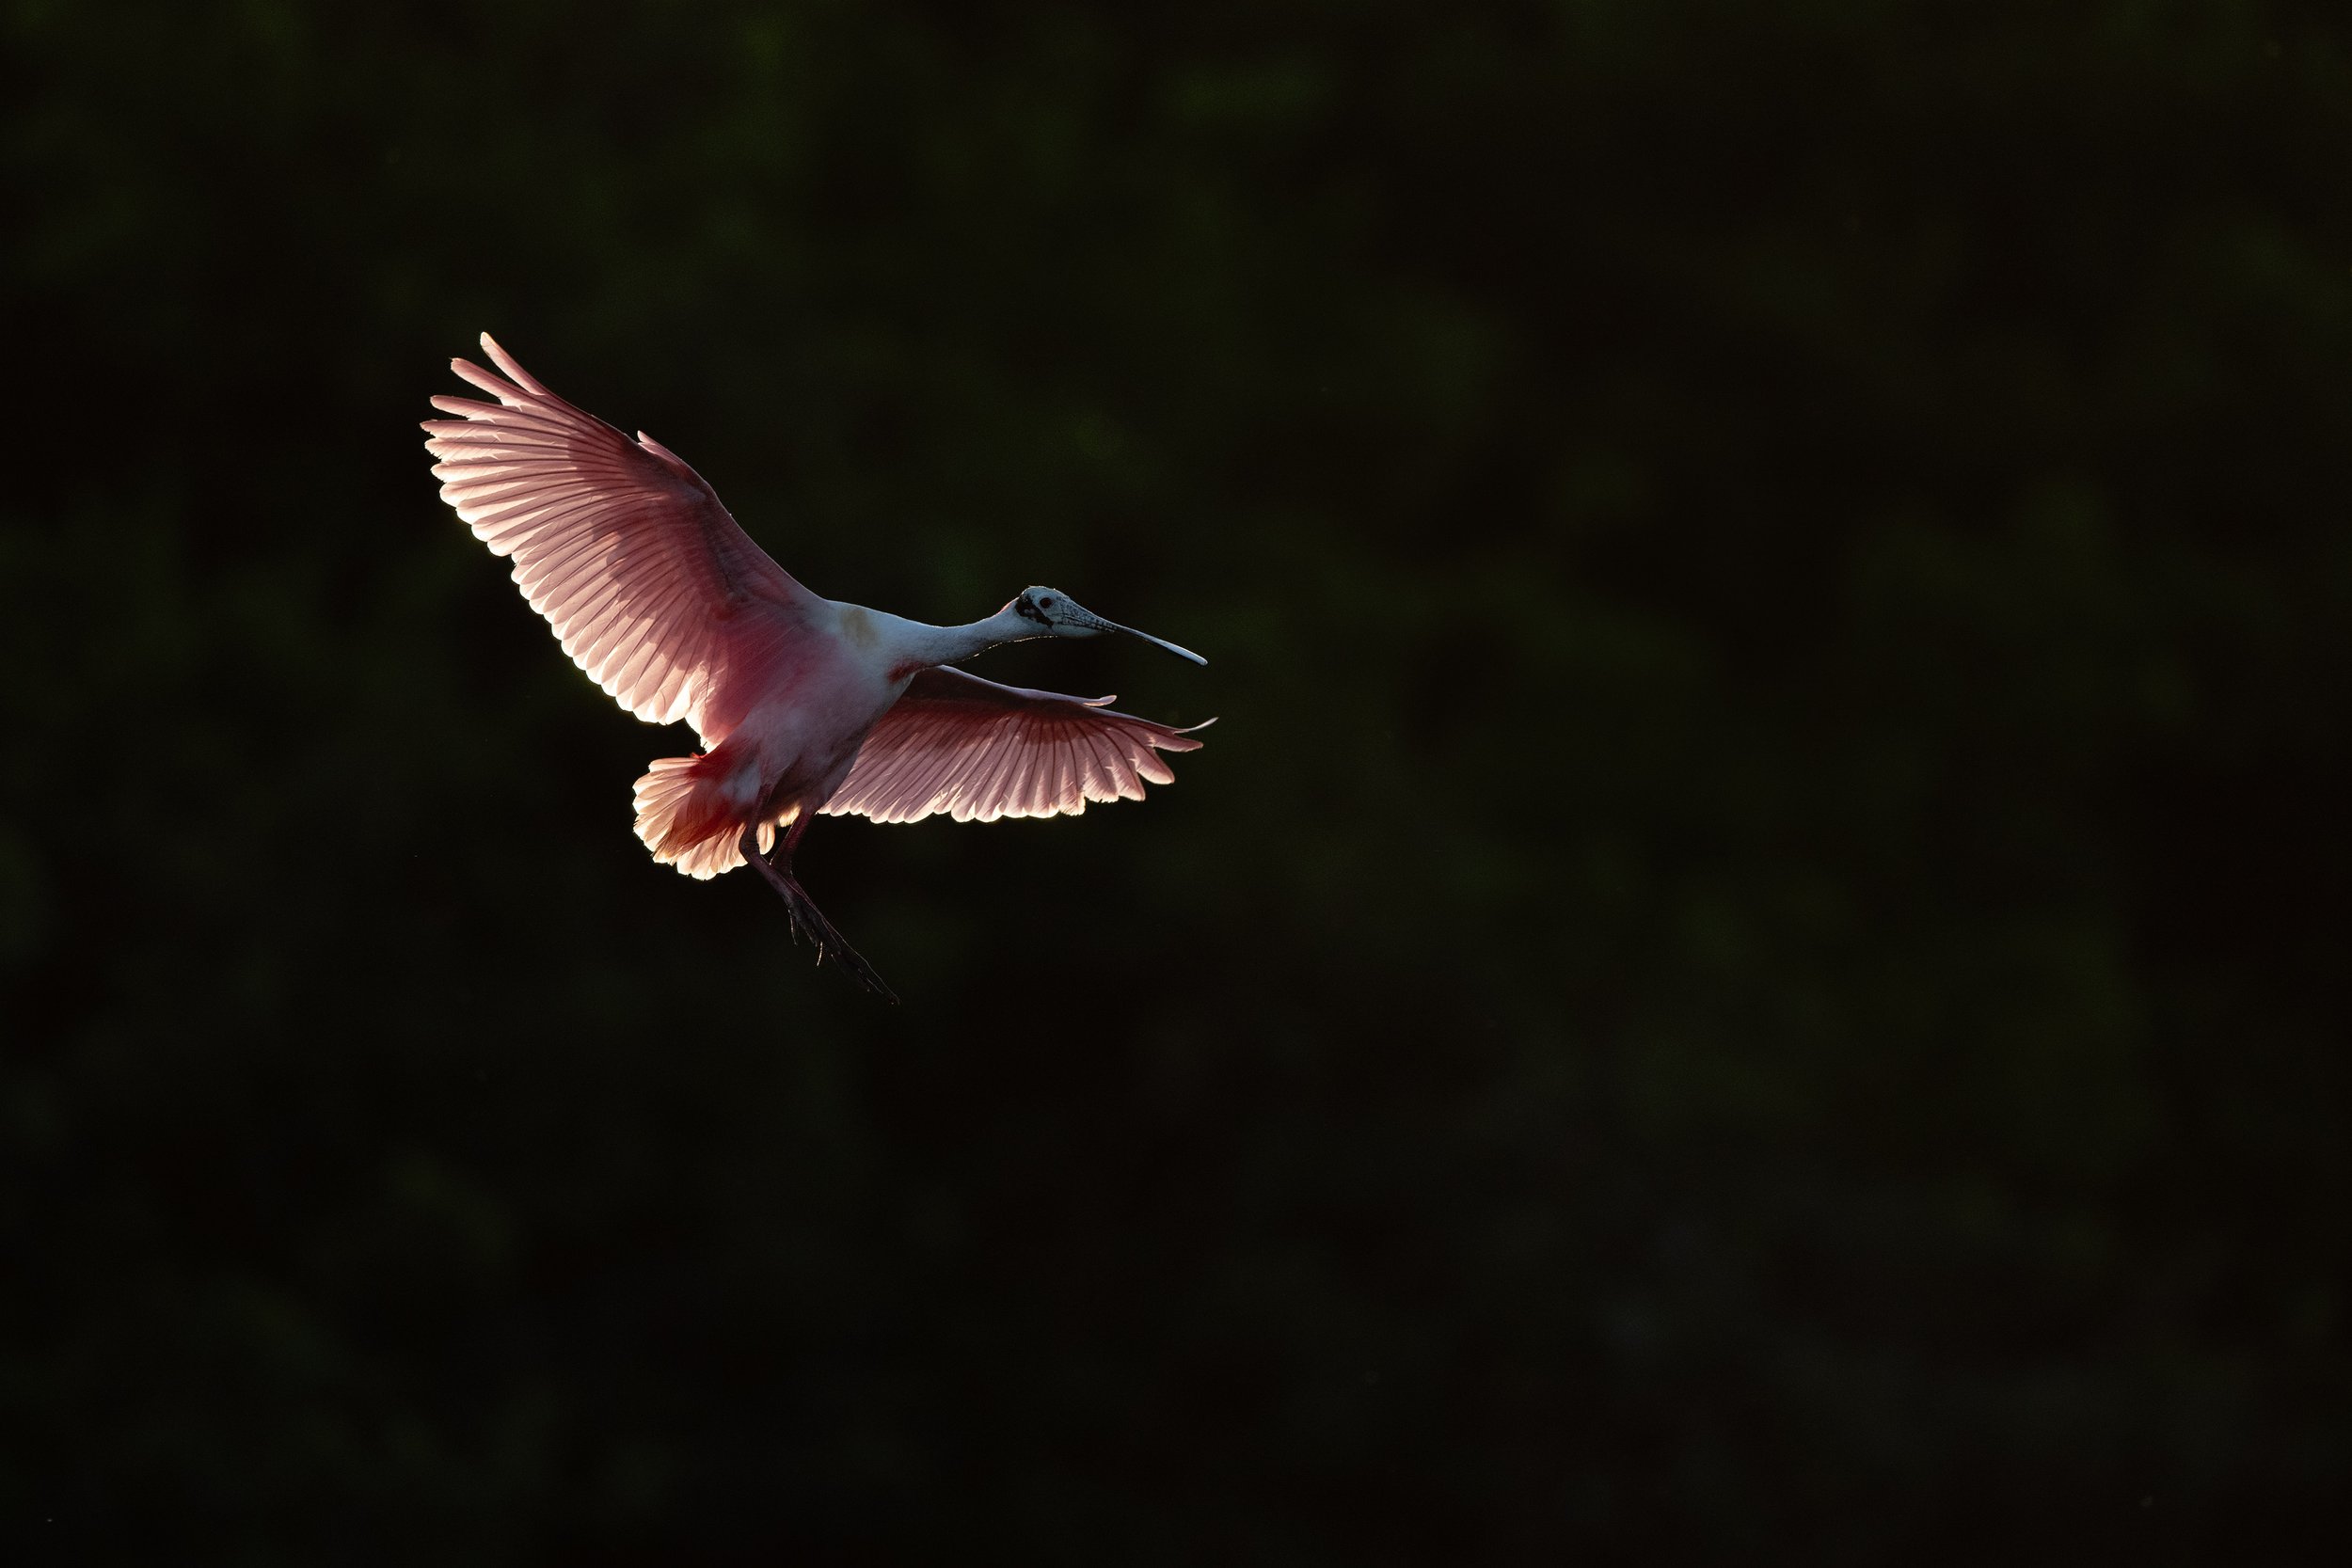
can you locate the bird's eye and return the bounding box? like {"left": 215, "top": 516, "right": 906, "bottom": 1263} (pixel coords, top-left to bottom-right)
{"left": 1039, "top": 597, "right": 1056, "bottom": 610}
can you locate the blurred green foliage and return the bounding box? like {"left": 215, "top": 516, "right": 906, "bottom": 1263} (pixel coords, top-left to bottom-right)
{"left": 5, "top": 0, "right": 2352, "bottom": 1560}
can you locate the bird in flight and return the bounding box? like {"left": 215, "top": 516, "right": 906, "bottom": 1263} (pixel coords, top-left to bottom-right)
{"left": 423, "top": 335, "right": 1209, "bottom": 998}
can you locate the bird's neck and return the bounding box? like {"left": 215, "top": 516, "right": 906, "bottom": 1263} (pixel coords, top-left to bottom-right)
{"left": 873, "top": 605, "right": 1035, "bottom": 673}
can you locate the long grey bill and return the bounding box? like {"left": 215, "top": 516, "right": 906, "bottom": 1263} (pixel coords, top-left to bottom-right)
{"left": 1106, "top": 620, "right": 1207, "bottom": 666}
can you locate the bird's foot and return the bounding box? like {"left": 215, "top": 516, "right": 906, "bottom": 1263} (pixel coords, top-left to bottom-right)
{"left": 740, "top": 833, "right": 898, "bottom": 1002}
{"left": 778, "top": 879, "right": 898, "bottom": 1002}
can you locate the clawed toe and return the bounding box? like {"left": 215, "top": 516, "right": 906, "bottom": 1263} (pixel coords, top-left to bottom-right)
{"left": 781, "top": 890, "right": 898, "bottom": 1002}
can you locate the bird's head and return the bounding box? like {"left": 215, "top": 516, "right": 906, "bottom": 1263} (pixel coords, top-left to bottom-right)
{"left": 1006, "top": 586, "right": 1206, "bottom": 666}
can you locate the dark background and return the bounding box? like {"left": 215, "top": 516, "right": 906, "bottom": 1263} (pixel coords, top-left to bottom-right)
{"left": 6, "top": 0, "right": 2351, "bottom": 1560}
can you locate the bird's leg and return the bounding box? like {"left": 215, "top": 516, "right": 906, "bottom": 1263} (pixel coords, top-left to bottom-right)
{"left": 738, "top": 821, "right": 898, "bottom": 1003}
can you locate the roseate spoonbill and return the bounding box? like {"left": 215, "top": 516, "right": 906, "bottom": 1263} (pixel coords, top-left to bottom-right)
{"left": 422, "top": 334, "right": 1210, "bottom": 998}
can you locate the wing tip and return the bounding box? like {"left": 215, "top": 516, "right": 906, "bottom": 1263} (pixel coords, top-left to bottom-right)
{"left": 468, "top": 332, "right": 553, "bottom": 398}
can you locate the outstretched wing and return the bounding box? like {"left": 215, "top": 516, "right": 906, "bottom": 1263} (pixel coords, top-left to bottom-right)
{"left": 822, "top": 666, "right": 1211, "bottom": 825}
{"left": 422, "top": 333, "right": 821, "bottom": 745}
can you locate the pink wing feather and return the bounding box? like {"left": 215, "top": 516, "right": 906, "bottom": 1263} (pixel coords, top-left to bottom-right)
{"left": 421, "top": 334, "right": 821, "bottom": 746}
{"left": 822, "top": 666, "right": 1211, "bottom": 825}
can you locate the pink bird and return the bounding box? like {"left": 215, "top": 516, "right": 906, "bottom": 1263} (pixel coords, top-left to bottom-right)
{"left": 422, "top": 334, "right": 1210, "bottom": 997}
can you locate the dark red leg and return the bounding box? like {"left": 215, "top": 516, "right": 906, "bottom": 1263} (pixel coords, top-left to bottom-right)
{"left": 739, "top": 819, "right": 898, "bottom": 1002}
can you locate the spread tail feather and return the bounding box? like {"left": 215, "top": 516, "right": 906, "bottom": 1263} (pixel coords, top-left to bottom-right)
{"left": 632, "top": 753, "right": 778, "bottom": 879}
